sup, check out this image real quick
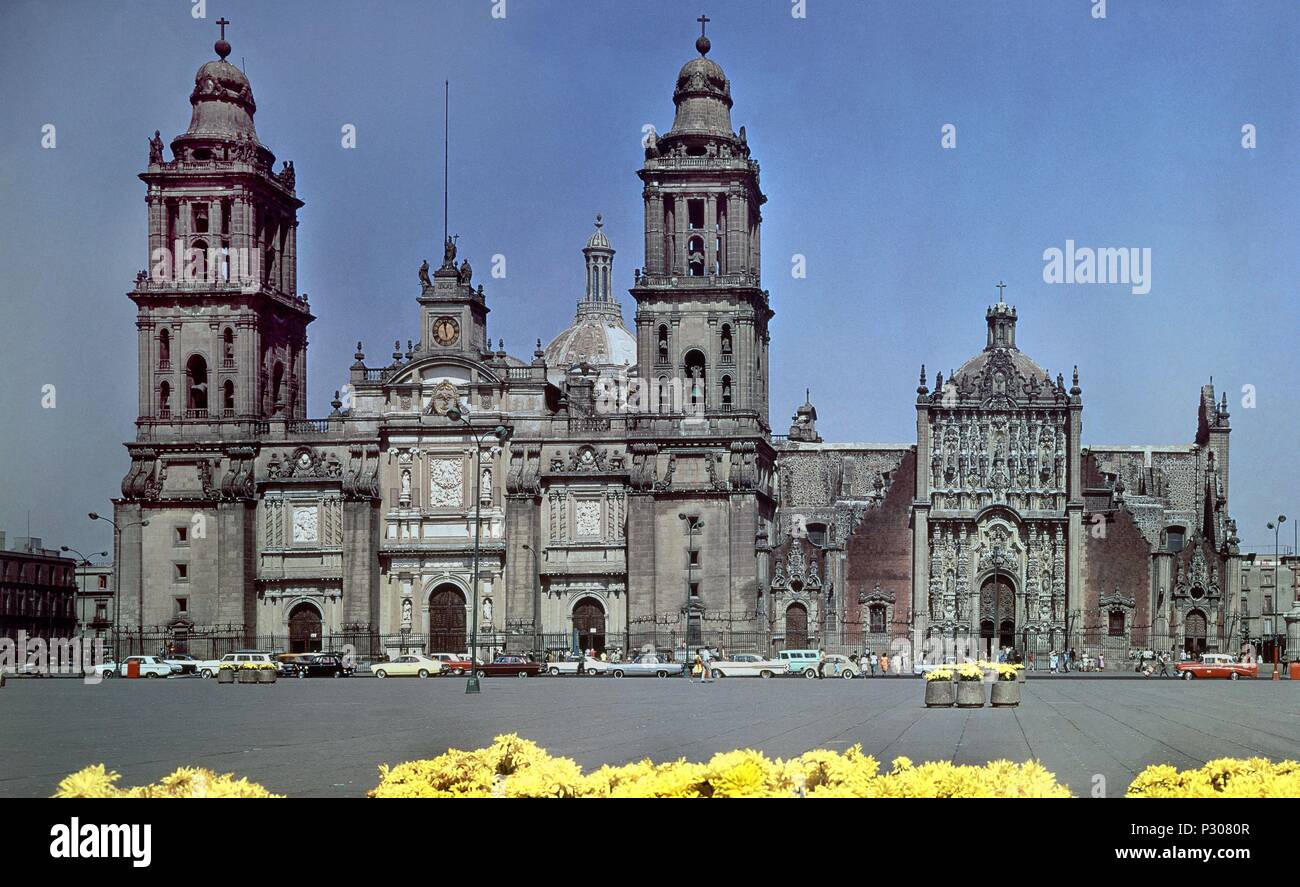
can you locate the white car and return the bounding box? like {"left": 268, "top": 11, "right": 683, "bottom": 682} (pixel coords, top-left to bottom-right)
{"left": 708, "top": 654, "right": 786, "bottom": 678}
{"left": 196, "top": 651, "right": 275, "bottom": 679}
{"left": 93, "top": 656, "right": 178, "bottom": 679}
{"left": 544, "top": 656, "right": 608, "bottom": 676}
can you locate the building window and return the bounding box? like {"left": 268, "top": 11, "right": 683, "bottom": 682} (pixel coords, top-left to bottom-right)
{"left": 185, "top": 355, "right": 208, "bottom": 413}
{"left": 97, "top": 574, "right": 107, "bottom": 590}
{"left": 1108, "top": 611, "right": 1126, "bottom": 637}
{"left": 684, "top": 350, "right": 707, "bottom": 412}
{"left": 806, "top": 523, "right": 827, "bottom": 547}
{"left": 1166, "top": 526, "right": 1185, "bottom": 553}
{"left": 720, "top": 325, "right": 733, "bottom": 363}
{"left": 158, "top": 328, "right": 171, "bottom": 368}
{"left": 869, "top": 605, "right": 886, "bottom": 633}
{"left": 657, "top": 325, "right": 670, "bottom": 364}
{"left": 689, "top": 549, "right": 699, "bottom": 566}
{"left": 175, "top": 597, "right": 188, "bottom": 613}
{"left": 159, "top": 381, "right": 171, "bottom": 418}
{"left": 174, "top": 526, "right": 189, "bottom": 546}
{"left": 192, "top": 203, "right": 209, "bottom": 234}
{"left": 223, "top": 380, "right": 235, "bottom": 416}
{"left": 223, "top": 328, "right": 236, "bottom": 365}
{"left": 689, "top": 582, "right": 700, "bottom": 600}
{"left": 174, "top": 563, "right": 188, "bottom": 582}
{"left": 1264, "top": 595, "right": 1273, "bottom": 615}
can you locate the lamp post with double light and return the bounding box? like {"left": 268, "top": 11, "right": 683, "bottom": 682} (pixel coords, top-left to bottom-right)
{"left": 444, "top": 405, "right": 512, "bottom": 694}
{"left": 89, "top": 513, "right": 148, "bottom": 663}
{"left": 60, "top": 546, "right": 108, "bottom": 643}
{"left": 1267, "top": 515, "right": 1287, "bottom": 676}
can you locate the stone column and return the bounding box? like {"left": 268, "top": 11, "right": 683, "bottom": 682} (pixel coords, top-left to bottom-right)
{"left": 342, "top": 498, "right": 379, "bottom": 628}
{"left": 626, "top": 493, "right": 657, "bottom": 646}
{"left": 503, "top": 494, "right": 539, "bottom": 651}
{"left": 216, "top": 501, "right": 256, "bottom": 639}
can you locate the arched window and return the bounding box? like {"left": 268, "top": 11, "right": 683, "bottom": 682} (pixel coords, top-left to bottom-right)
{"left": 158, "top": 329, "right": 171, "bottom": 368}
{"left": 720, "top": 324, "right": 733, "bottom": 362}
{"left": 222, "top": 380, "right": 235, "bottom": 415}
{"left": 658, "top": 376, "right": 671, "bottom": 415}
{"left": 721, "top": 375, "right": 733, "bottom": 409}
{"left": 657, "top": 325, "right": 670, "bottom": 365}
{"left": 159, "top": 381, "right": 171, "bottom": 417}
{"left": 190, "top": 239, "right": 208, "bottom": 281}
{"left": 683, "top": 350, "right": 707, "bottom": 412}
{"left": 222, "top": 328, "right": 235, "bottom": 364}
{"left": 271, "top": 361, "right": 285, "bottom": 412}
{"left": 184, "top": 355, "right": 208, "bottom": 412}
{"left": 687, "top": 236, "right": 705, "bottom": 277}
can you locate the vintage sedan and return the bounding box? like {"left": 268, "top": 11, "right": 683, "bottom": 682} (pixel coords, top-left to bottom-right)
{"left": 708, "top": 654, "right": 786, "bottom": 678}
{"left": 292, "top": 652, "right": 353, "bottom": 678}
{"left": 371, "top": 654, "right": 444, "bottom": 679}
{"left": 1177, "top": 653, "right": 1259, "bottom": 680}
{"left": 428, "top": 652, "right": 474, "bottom": 675}
{"left": 474, "top": 655, "right": 543, "bottom": 678}
{"left": 544, "top": 655, "right": 608, "bottom": 676}
{"left": 92, "top": 656, "right": 178, "bottom": 679}
{"left": 609, "top": 653, "right": 683, "bottom": 678}
{"left": 818, "top": 654, "right": 860, "bottom": 679}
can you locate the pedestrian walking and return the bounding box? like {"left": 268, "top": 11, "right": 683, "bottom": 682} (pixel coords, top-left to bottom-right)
{"left": 1050, "top": 650, "right": 1059, "bottom": 673}
{"left": 869, "top": 651, "right": 879, "bottom": 676}
{"left": 1098, "top": 651, "right": 1105, "bottom": 671}
{"left": 880, "top": 653, "right": 890, "bottom": 675}
{"left": 1028, "top": 651, "right": 1036, "bottom": 671}
{"left": 700, "top": 647, "right": 713, "bottom": 683}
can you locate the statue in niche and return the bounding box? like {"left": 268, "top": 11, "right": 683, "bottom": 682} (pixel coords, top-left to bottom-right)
{"left": 482, "top": 597, "right": 493, "bottom": 624}
{"left": 401, "top": 597, "right": 412, "bottom": 629}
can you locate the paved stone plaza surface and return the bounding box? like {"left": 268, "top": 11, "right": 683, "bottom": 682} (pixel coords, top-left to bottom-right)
{"left": 2, "top": 677, "right": 1297, "bottom": 797}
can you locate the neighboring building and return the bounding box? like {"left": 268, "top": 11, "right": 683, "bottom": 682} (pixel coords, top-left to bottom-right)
{"left": 112, "top": 24, "right": 1240, "bottom": 663}
{"left": 73, "top": 562, "right": 115, "bottom": 645}
{"left": 0, "top": 533, "right": 79, "bottom": 643}
{"left": 1231, "top": 552, "right": 1298, "bottom": 663}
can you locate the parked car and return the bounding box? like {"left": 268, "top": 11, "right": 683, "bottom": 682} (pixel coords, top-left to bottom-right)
{"left": 291, "top": 652, "right": 353, "bottom": 678}
{"left": 196, "top": 651, "right": 275, "bottom": 679}
{"left": 818, "top": 654, "right": 859, "bottom": 679}
{"left": 609, "top": 653, "right": 683, "bottom": 678}
{"left": 1177, "top": 653, "right": 1258, "bottom": 681}
{"left": 708, "top": 653, "right": 786, "bottom": 678}
{"left": 474, "top": 655, "right": 543, "bottom": 678}
{"left": 162, "top": 653, "right": 199, "bottom": 675}
{"left": 778, "top": 649, "right": 823, "bottom": 679}
{"left": 92, "top": 655, "right": 178, "bottom": 679}
{"left": 371, "top": 654, "right": 444, "bottom": 679}
{"left": 544, "top": 655, "right": 608, "bottom": 676}
{"left": 428, "top": 652, "right": 473, "bottom": 675}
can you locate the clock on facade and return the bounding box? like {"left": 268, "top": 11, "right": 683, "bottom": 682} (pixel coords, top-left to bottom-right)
{"left": 433, "top": 316, "right": 460, "bottom": 346}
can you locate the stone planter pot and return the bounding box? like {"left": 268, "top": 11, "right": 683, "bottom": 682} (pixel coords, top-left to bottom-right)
{"left": 238, "top": 669, "right": 259, "bottom": 684}
{"left": 956, "top": 680, "right": 986, "bottom": 708}
{"left": 991, "top": 680, "right": 1021, "bottom": 707}
{"left": 256, "top": 669, "right": 277, "bottom": 684}
{"left": 217, "top": 669, "right": 236, "bottom": 684}
{"left": 924, "top": 680, "right": 956, "bottom": 707}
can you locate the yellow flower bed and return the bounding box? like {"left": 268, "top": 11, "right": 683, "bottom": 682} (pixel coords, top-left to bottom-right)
{"left": 368, "top": 734, "right": 1072, "bottom": 798}
{"left": 1128, "top": 757, "right": 1300, "bottom": 798}
{"left": 54, "top": 764, "right": 280, "bottom": 798}
{"left": 56, "top": 742, "right": 1300, "bottom": 798}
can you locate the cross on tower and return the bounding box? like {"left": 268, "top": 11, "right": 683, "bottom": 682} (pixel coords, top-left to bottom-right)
{"left": 995, "top": 280, "right": 1007, "bottom": 301}
{"left": 698, "top": 14, "right": 710, "bottom": 36}
{"left": 216, "top": 17, "right": 230, "bottom": 40}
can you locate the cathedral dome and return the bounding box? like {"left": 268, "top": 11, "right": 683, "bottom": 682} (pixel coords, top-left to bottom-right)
{"left": 543, "top": 313, "right": 637, "bottom": 383}
{"left": 543, "top": 216, "right": 636, "bottom": 384}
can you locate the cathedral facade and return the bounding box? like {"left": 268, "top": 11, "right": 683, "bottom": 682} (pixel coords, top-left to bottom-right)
{"left": 113, "top": 28, "right": 1240, "bottom": 664}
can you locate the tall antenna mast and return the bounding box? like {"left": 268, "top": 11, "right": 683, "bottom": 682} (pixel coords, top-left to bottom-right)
{"left": 443, "top": 80, "right": 449, "bottom": 244}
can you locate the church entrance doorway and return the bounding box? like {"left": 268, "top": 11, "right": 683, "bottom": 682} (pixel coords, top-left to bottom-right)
{"left": 785, "top": 603, "right": 808, "bottom": 649}
{"left": 980, "top": 576, "right": 1015, "bottom": 658}
{"left": 428, "top": 585, "right": 467, "bottom": 654}
{"left": 1183, "top": 609, "right": 1207, "bottom": 656}
{"left": 288, "top": 603, "right": 322, "bottom": 653}
{"left": 572, "top": 597, "right": 606, "bottom": 655}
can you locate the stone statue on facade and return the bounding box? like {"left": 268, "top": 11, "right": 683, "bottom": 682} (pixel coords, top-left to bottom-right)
{"left": 418, "top": 259, "right": 431, "bottom": 287}
{"left": 148, "top": 130, "right": 165, "bottom": 165}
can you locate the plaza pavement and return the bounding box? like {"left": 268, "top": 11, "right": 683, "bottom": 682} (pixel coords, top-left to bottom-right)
{"left": 2, "top": 674, "right": 1297, "bottom": 797}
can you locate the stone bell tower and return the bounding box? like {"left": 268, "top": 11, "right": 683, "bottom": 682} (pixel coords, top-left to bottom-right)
{"left": 132, "top": 21, "right": 310, "bottom": 432}
{"left": 625, "top": 20, "right": 776, "bottom": 646}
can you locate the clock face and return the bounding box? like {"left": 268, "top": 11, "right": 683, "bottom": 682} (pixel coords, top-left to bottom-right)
{"left": 433, "top": 316, "right": 460, "bottom": 347}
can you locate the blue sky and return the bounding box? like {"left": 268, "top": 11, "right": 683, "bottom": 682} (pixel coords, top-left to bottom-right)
{"left": 1, "top": 0, "right": 1296, "bottom": 554}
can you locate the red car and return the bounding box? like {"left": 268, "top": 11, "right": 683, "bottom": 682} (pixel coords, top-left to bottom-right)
{"left": 474, "top": 655, "right": 542, "bottom": 678}
{"left": 1176, "top": 653, "right": 1259, "bottom": 680}
{"left": 428, "top": 653, "right": 474, "bottom": 675}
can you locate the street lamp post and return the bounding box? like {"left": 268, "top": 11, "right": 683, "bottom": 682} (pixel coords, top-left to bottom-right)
{"left": 89, "top": 513, "right": 148, "bottom": 663}
{"left": 1267, "top": 515, "right": 1287, "bottom": 678}
{"left": 60, "top": 546, "right": 108, "bottom": 646}
{"left": 445, "top": 406, "right": 511, "bottom": 695}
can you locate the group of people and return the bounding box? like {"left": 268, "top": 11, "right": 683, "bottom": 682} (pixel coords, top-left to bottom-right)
{"left": 849, "top": 650, "right": 893, "bottom": 675}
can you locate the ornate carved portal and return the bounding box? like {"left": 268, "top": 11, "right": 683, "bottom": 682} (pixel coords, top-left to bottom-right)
{"left": 428, "top": 585, "right": 466, "bottom": 654}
